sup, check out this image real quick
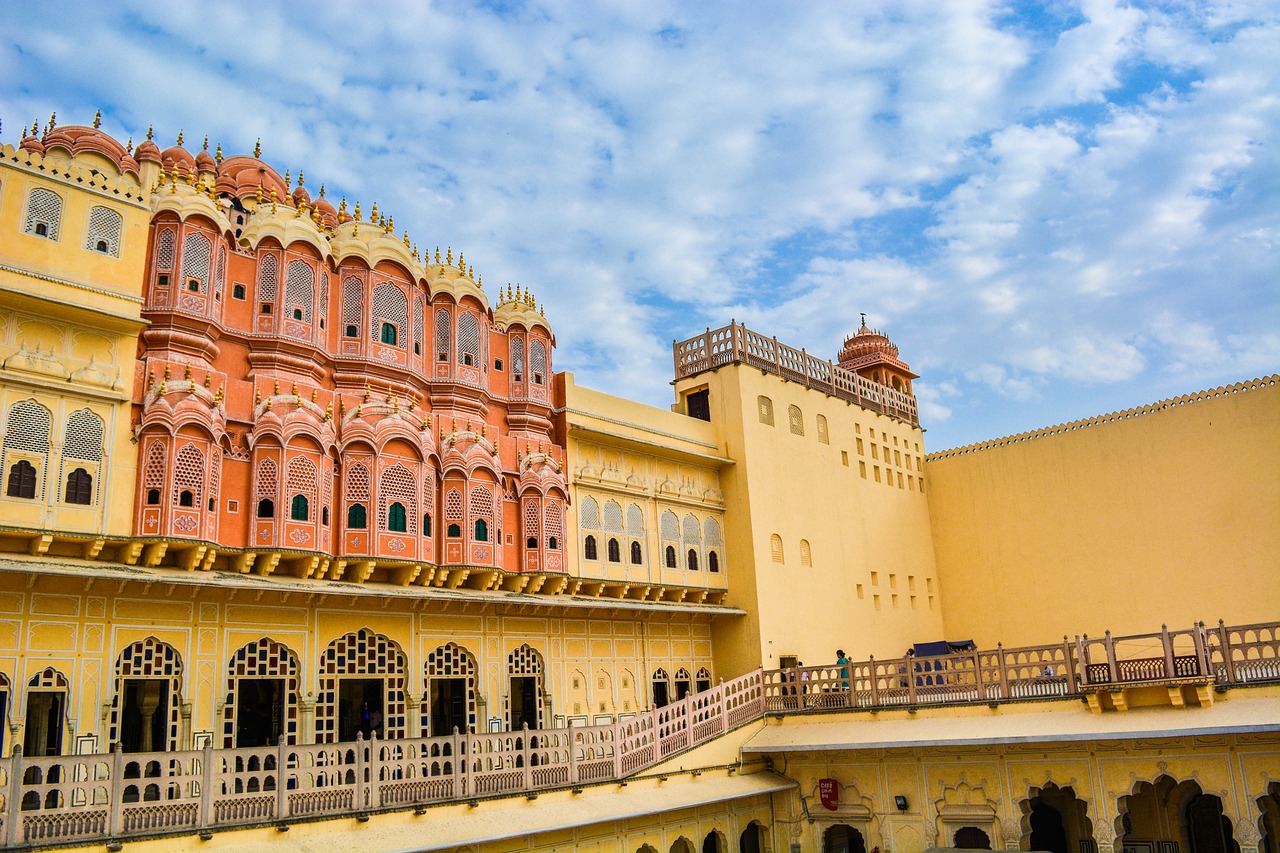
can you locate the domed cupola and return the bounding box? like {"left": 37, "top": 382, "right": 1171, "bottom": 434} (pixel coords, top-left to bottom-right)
{"left": 134, "top": 125, "right": 161, "bottom": 164}
{"left": 837, "top": 313, "right": 918, "bottom": 393}
{"left": 160, "top": 131, "right": 196, "bottom": 177}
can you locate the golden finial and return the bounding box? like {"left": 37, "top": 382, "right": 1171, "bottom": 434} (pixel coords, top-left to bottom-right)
{"left": 447, "top": 247, "right": 453, "bottom": 265}
{"left": 403, "top": 231, "right": 410, "bottom": 247}
{"left": 435, "top": 247, "right": 441, "bottom": 264}
{"left": 387, "top": 215, "right": 394, "bottom": 233}
{"left": 47, "top": 112, "right": 56, "bottom": 133}
{"left": 311, "top": 206, "right": 320, "bottom": 224}
{"left": 265, "top": 397, "right": 273, "bottom": 411}
{"left": 146, "top": 125, "right": 154, "bottom": 141}
{"left": 354, "top": 404, "right": 362, "bottom": 419}
{"left": 370, "top": 201, "right": 378, "bottom": 221}
{"left": 93, "top": 110, "right": 102, "bottom": 129}
{"left": 202, "top": 135, "right": 209, "bottom": 151}
{"left": 215, "top": 143, "right": 223, "bottom": 163}
{"left": 363, "top": 386, "right": 370, "bottom": 403}
{"left": 125, "top": 137, "right": 133, "bottom": 153}
{"left": 164, "top": 364, "right": 172, "bottom": 381}
{"left": 291, "top": 382, "right": 298, "bottom": 397}
{"left": 319, "top": 183, "right": 325, "bottom": 197}
{"left": 297, "top": 170, "right": 304, "bottom": 187}
{"left": 407, "top": 397, "right": 415, "bottom": 411}
{"left": 458, "top": 252, "right": 465, "bottom": 269}
{"left": 465, "top": 419, "right": 472, "bottom": 433}
{"left": 203, "top": 372, "right": 211, "bottom": 388}
{"left": 338, "top": 399, "right": 345, "bottom": 415}
{"left": 481, "top": 422, "right": 487, "bottom": 438}
{"left": 255, "top": 389, "right": 261, "bottom": 405}
{"left": 477, "top": 273, "right": 482, "bottom": 287}
{"left": 273, "top": 379, "right": 280, "bottom": 395}
{"left": 284, "top": 169, "right": 291, "bottom": 190}
{"left": 354, "top": 201, "right": 361, "bottom": 221}
{"left": 147, "top": 370, "right": 155, "bottom": 388}
{"left": 311, "top": 388, "right": 318, "bottom": 403}
{"left": 214, "top": 386, "right": 224, "bottom": 404}
{"left": 378, "top": 214, "right": 385, "bottom": 228}
{"left": 540, "top": 304, "right": 545, "bottom": 317}
{"left": 255, "top": 183, "right": 264, "bottom": 203}
{"left": 393, "top": 398, "right": 399, "bottom": 414}
{"left": 324, "top": 402, "right": 332, "bottom": 421}
{"left": 451, "top": 417, "right": 457, "bottom": 432}
{"left": 30, "top": 121, "right": 39, "bottom": 137}
{"left": 469, "top": 265, "right": 474, "bottom": 279}
{"left": 253, "top": 138, "right": 261, "bottom": 157}
{"left": 157, "top": 381, "right": 166, "bottom": 396}
{"left": 386, "top": 391, "right": 393, "bottom": 404}
{"left": 176, "top": 130, "right": 184, "bottom": 146}
{"left": 339, "top": 197, "right": 347, "bottom": 215}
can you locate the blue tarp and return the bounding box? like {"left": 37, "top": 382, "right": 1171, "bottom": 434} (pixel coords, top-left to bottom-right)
{"left": 909, "top": 640, "right": 976, "bottom": 686}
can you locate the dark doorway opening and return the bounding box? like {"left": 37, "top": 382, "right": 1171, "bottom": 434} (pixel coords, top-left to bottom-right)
{"left": 235, "top": 678, "right": 284, "bottom": 747}
{"left": 740, "top": 822, "right": 764, "bottom": 853}
{"left": 1030, "top": 801, "right": 1069, "bottom": 853}
{"left": 24, "top": 692, "right": 63, "bottom": 757}
{"left": 686, "top": 389, "right": 710, "bottom": 421}
{"left": 824, "top": 824, "right": 867, "bottom": 853}
{"left": 955, "top": 827, "right": 992, "bottom": 849}
{"left": 652, "top": 679, "right": 669, "bottom": 709}
{"left": 120, "top": 679, "right": 169, "bottom": 753}
{"left": 338, "top": 678, "right": 383, "bottom": 741}
{"left": 430, "top": 677, "right": 469, "bottom": 736}
{"left": 675, "top": 675, "right": 691, "bottom": 700}
{"left": 1187, "top": 793, "right": 1240, "bottom": 853}
{"left": 509, "top": 675, "right": 538, "bottom": 730}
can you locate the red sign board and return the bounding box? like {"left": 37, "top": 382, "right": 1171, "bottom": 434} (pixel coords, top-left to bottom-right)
{"left": 818, "top": 778, "right": 839, "bottom": 811}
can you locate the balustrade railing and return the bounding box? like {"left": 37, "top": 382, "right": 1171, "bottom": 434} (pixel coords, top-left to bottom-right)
{"left": 1, "top": 621, "right": 1274, "bottom": 848}
{"left": 762, "top": 619, "right": 1280, "bottom": 713}
{"left": 0, "top": 669, "right": 766, "bottom": 849}
{"left": 673, "top": 322, "right": 919, "bottom": 426}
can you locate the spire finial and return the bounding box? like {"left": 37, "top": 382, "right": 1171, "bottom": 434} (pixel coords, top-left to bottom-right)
{"left": 319, "top": 183, "right": 325, "bottom": 197}
{"left": 215, "top": 143, "right": 223, "bottom": 163}
{"left": 253, "top": 138, "right": 261, "bottom": 157}
{"left": 435, "top": 247, "right": 441, "bottom": 263}
{"left": 125, "top": 138, "right": 133, "bottom": 153}
{"left": 860, "top": 312, "right": 867, "bottom": 329}
{"left": 176, "top": 129, "right": 184, "bottom": 146}
{"left": 47, "top": 112, "right": 56, "bottom": 134}
{"left": 93, "top": 110, "right": 102, "bottom": 129}
{"left": 284, "top": 169, "right": 291, "bottom": 190}
{"left": 202, "top": 135, "right": 209, "bottom": 151}
{"left": 146, "top": 124, "right": 154, "bottom": 141}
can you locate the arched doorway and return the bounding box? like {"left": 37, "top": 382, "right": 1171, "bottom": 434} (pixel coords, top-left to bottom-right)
{"left": 671, "top": 838, "right": 695, "bottom": 853}
{"left": 825, "top": 824, "right": 868, "bottom": 853}
{"left": 1259, "top": 782, "right": 1280, "bottom": 853}
{"left": 740, "top": 820, "right": 765, "bottom": 853}
{"left": 424, "top": 641, "right": 478, "bottom": 736}
{"left": 1023, "top": 783, "right": 1095, "bottom": 853}
{"left": 222, "top": 638, "right": 300, "bottom": 747}
{"left": 652, "top": 668, "right": 670, "bottom": 708}
{"left": 507, "top": 644, "right": 545, "bottom": 731}
{"left": 703, "top": 829, "right": 727, "bottom": 853}
{"left": 1119, "top": 776, "right": 1239, "bottom": 853}
{"left": 108, "top": 637, "right": 184, "bottom": 752}
{"left": 315, "top": 628, "right": 407, "bottom": 742}
{"left": 23, "top": 667, "right": 67, "bottom": 758}
{"left": 955, "top": 826, "right": 992, "bottom": 849}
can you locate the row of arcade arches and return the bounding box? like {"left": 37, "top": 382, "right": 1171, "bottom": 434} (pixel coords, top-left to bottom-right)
{"left": 633, "top": 822, "right": 766, "bottom": 852}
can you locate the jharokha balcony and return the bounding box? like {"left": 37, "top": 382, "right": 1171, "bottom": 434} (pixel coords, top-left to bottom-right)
{"left": 1, "top": 620, "right": 1275, "bottom": 849}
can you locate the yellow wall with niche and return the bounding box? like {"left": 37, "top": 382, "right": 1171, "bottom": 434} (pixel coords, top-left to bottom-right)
{"left": 0, "top": 566, "right": 714, "bottom": 753}
{"left": 926, "top": 377, "right": 1280, "bottom": 647}
{"left": 776, "top": 733, "right": 1280, "bottom": 853}
{"left": 676, "top": 364, "right": 944, "bottom": 677}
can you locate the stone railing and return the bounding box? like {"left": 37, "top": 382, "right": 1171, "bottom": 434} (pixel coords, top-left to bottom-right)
{"left": 762, "top": 619, "right": 1280, "bottom": 711}
{"left": 673, "top": 322, "right": 919, "bottom": 426}
{"left": 0, "top": 671, "right": 766, "bottom": 849}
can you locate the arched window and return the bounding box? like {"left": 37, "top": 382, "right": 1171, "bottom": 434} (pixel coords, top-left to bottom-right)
{"left": 584, "top": 535, "right": 598, "bottom": 560}
{"left": 371, "top": 283, "right": 407, "bottom": 348}
{"left": 345, "top": 324, "right": 358, "bottom": 337}
{"left": 321, "top": 506, "right": 329, "bottom": 525}
{"left": 447, "top": 523, "right": 461, "bottom": 537}
{"left": 770, "top": 534, "right": 784, "bottom": 563}
{"left": 607, "top": 538, "right": 621, "bottom": 562}
{"left": 788, "top": 404, "right": 804, "bottom": 436}
{"left": 388, "top": 502, "right": 407, "bottom": 532}
{"left": 687, "top": 549, "right": 699, "bottom": 571}
{"left": 816, "top": 414, "right": 829, "bottom": 444}
{"left": 85, "top": 206, "right": 122, "bottom": 255}
{"left": 347, "top": 502, "right": 367, "bottom": 528}
{"left": 6, "top": 460, "right": 37, "bottom": 499}
{"left": 757, "top": 395, "right": 774, "bottom": 426}
{"left": 233, "top": 284, "right": 246, "bottom": 300}
{"left": 708, "top": 551, "right": 720, "bottom": 573}
{"left": 24, "top": 187, "right": 62, "bottom": 240}
{"left": 526, "top": 536, "right": 537, "bottom": 549}
{"left": 800, "top": 539, "right": 812, "bottom": 566}
{"left": 284, "top": 260, "right": 314, "bottom": 323}
{"left": 257, "top": 498, "right": 274, "bottom": 518}
{"left": 178, "top": 490, "right": 194, "bottom": 507}
{"left": 548, "top": 536, "right": 558, "bottom": 549}
{"left": 380, "top": 322, "right": 397, "bottom": 345}
{"left": 146, "top": 488, "right": 161, "bottom": 505}
{"left": 473, "top": 519, "right": 488, "bottom": 541}
{"left": 664, "top": 545, "right": 677, "bottom": 568}
{"left": 423, "top": 514, "right": 432, "bottom": 536}
{"left": 630, "top": 541, "right": 642, "bottom": 564}
{"left": 291, "top": 494, "right": 309, "bottom": 521}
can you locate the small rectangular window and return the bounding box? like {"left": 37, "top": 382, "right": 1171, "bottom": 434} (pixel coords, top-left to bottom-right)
{"left": 870, "top": 572, "right": 878, "bottom": 586}
{"left": 232, "top": 284, "right": 246, "bottom": 300}
{"left": 873, "top": 466, "right": 881, "bottom": 483}
{"left": 856, "top": 438, "right": 864, "bottom": 455}
{"left": 227, "top": 500, "right": 240, "bottom": 513}
{"left": 841, "top": 451, "right": 848, "bottom": 466}
{"left": 157, "top": 274, "right": 169, "bottom": 287}
{"left": 871, "top": 445, "right": 879, "bottom": 460}
{"left": 891, "top": 594, "right": 899, "bottom": 607}
{"left": 858, "top": 461, "right": 866, "bottom": 479}
{"left": 855, "top": 584, "right": 864, "bottom": 599}
{"left": 873, "top": 594, "right": 881, "bottom": 612}
{"left": 261, "top": 303, "right": 272, "bottom": 314}
{"left": 494, "top": 359, "right": 503, "bottom": 371}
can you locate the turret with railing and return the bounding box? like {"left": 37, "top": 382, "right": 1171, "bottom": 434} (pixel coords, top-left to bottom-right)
{"left": 673, "top": 321, "right": 919, "bottom": 426}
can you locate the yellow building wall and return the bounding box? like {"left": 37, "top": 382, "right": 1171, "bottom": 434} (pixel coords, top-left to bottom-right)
{"left": 0, "top": 142, "right": 148, "bottom": 539}
{"left": 0, "top": 562, "right": 714, "bottom": 753}
{"left": 926, "top": 377, "right": 1280, "bottom": 647}
{"left": 676, "top": 364, "right": 944, "bottom": 677}
{"left": 776, "top": 731, "right": 1280, "bottom": 853}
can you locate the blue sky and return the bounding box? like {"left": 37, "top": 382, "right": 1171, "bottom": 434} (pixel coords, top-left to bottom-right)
{"left": 3, "top": 0, "right": 1277, "bottom": 450}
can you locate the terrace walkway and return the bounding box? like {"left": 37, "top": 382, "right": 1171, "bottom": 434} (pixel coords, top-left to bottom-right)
{"left": 2, "top": 619, "right": 1275, "bottom": 849}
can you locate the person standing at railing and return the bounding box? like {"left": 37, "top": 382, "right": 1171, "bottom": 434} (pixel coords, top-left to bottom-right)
{"left": 836, "top": 650, "right": 850, "bottom": 690}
